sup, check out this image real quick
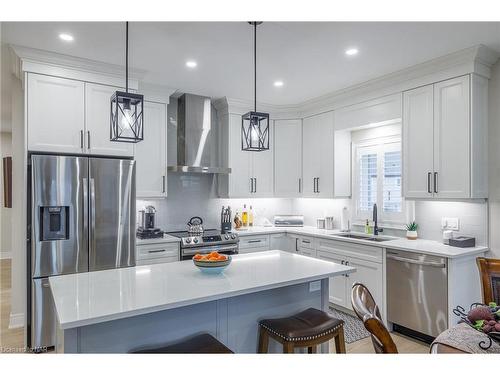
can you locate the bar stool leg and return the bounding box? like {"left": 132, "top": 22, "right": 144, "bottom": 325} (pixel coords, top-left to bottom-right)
{"left": 283, "top": 342, "right": 294, "bottom": 353}
{"left": 258, "top": 326, "right": 270, "bottom": 353}
{"left": 308, "top": 346, "right": 317, "bottom": 354}
{"left": 334, "top": 327, "right": 346, "bottom": 354}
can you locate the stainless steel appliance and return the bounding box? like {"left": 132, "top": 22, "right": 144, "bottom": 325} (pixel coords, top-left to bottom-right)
{"left": 387, "top": 250, "right": 448, "bottom": 340}
{"left": 167, "top": 93, "right": 230, "bottom": 174}
{"left": 28, "top": 154, "right": 136, "bottom": 349}
{"left": 273, "top": 215, "right": 304, "bottom": 227}
{"left": 168, "top": 229, "right": 239, "bottom": 261}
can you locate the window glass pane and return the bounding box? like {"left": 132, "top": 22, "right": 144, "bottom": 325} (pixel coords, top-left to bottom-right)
{"left": 383, "top": 150, "right": 402, "bottom": 212}
{"left": 359, "top": 152, "right": 377, "bottom": 211}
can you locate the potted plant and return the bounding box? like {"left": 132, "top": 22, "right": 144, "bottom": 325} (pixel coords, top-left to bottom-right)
{"left": 406, "top": 221, "right": 418, "bottom": 240}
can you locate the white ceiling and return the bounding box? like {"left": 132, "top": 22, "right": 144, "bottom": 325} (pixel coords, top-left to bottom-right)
{"left": 3, "top": 22, "right": 500, "bottom": 105}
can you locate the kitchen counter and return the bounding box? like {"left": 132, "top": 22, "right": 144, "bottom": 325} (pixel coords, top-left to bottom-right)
{"left": 233, "top": 226, "right": 488, "bottom": 258}
{"left": 136, "top": 233, "right": 180, "bottom": 246}
{"left": 50, "top": 250, "right": 354, "bottom": 353}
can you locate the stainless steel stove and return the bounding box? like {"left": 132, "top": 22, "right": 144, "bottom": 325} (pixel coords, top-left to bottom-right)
{"left": 167, "top": 229, "right": 239, "bottom": 260}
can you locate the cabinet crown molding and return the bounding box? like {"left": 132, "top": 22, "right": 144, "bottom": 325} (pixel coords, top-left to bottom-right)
{"left": 10, "top": 44, "right": 145, "bottom": 89}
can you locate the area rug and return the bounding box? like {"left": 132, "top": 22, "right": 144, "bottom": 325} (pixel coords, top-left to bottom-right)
{"left": 329, "top": 307, "right": 370, "bottom": 344}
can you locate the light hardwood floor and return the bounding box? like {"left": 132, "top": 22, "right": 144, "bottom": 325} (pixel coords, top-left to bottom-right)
{"left": 1, "top": 259, "right": 25, "bottom": 352}
{"left": 0, "top": 259, "right": 429, "bottom": 354}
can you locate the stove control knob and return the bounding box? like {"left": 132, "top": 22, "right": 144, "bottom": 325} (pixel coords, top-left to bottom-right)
{"left": 224, "top": 234, "right": 230, "bottom": 240}
{"left": 185, "top": 238, "right": 191, "bottom": 244}
{"left": 193, "top": 238, "right": 199, "bottom": 244}
{"left": 230, "top": 234, "right": 236, "bottom": 239}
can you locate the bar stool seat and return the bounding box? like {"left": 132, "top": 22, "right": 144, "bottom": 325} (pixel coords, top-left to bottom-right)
{"left": 132, "top": 333, "right": 233, "bottom": 354}
{"left": 258, "top": 308, "right": 345, "bottom": 353}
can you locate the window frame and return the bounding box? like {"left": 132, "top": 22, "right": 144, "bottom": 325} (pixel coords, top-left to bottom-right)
{"left": 352, "top": 135, "right": 412, "bottom": 227}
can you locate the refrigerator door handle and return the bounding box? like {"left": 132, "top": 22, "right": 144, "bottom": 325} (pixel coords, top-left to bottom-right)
{"left": 89, "top": 178, "right": 96, "bottom": 263}
{"left": 83, "top": 177, "right": 88, "bottom": 250}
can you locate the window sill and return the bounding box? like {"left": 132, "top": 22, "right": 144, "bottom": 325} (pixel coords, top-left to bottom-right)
{"left": 351, "top": 221, "right": 407, "bottom": 231}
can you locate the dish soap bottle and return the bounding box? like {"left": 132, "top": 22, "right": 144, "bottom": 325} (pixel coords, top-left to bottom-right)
{"left": 249, "top": 205, "right": 254, "bottom": 227}
{"left": 365, "top": 219, "right": 370, "bottom": 234}
{"left": 242, "top": 204, "right": 248, "bottom": 227}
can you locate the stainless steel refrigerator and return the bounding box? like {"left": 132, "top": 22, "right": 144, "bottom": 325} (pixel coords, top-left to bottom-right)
{"left": 28, "top": 154, "right": 136, "bottom": 349}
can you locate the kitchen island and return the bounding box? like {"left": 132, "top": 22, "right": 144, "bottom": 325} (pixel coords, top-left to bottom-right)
{"left": 49, "top": 250, "right": 355, "bottom": 353}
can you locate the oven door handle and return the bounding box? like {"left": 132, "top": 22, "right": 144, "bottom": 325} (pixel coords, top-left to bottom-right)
{"left": 182, "top": 244, "right": 239, "bottom": 256}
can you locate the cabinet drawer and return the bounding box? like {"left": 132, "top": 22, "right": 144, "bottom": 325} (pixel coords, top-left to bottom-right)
{"left": 316, "top": 238, "right": 383, "bottom": 263}
{"left": 137, "top": 256, "right": 178, "bottom": 266}
{"left": 137, "top": 242, "right": 179, "bottom": 261}
{"left": 289, "top": 234, "right": 315, "bottom": 250}
{"left": 239, "top": 235, "right": 270, "bottom": 250}
{"left": 298, "top": 248, "right": 317, "bottom": 258}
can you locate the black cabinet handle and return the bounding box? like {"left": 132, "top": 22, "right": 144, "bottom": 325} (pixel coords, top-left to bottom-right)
{"left": 427, "top": 172, "right": 432, "bottom": 194}
{"left": 162, "top": 176, "right": 166, "bottom": 193}
{"left": 254, "top": 178, "right": 257, "bottom": 193}
{"left": 298, "top": 178, "right": 301, "bottom": 193}
{"left": 87, "top": 131, "right": 91, "bottom": 149}
{"left": 248, "top": 239, "right": 262, "bottom": 243}
{"left": 434, "top": 172, "right": 438, "bottom": 193}
{"left": 317, "top": 177, "right": 320, "bottom": 193}
{"left": 80, "top": 130, "right": 84, "bottom": 149}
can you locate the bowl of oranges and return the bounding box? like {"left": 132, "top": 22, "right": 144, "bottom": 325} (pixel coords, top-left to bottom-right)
{"left": 192, "top": 251, "right": 232, "bottom": 274}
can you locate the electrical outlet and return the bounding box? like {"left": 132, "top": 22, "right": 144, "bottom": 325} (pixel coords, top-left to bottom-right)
{"left": 309, "top": 280, "right": 321, "bottom": 292}
{"left": 441, "top": 217, "right": 459, "bottom": 230}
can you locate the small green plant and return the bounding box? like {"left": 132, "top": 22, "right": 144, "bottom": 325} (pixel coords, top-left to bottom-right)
{"left": 406, "top": 221, "right": 418, "bottom": 231}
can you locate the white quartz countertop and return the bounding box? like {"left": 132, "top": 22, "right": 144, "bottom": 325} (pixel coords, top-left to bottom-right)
{"left": 234, "top": 226, "right": 488, "bottom": 258}
{"left": 136, "top": 233, "right": 180, "bottom": 246}
{"left": 49, "top": 250, "right": 354, "bottom": 330}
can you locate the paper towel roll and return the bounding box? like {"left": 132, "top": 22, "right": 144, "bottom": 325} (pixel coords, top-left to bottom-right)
{"left": 340, "top": 207, "right": 349, "bottom": 231}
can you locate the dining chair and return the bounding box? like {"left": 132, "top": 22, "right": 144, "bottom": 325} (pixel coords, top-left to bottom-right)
{"left": 476, "top": 257, "right": 500, "bottom": 305}
{"left": 351, "top": 283, "right": 398, "bottom": 354}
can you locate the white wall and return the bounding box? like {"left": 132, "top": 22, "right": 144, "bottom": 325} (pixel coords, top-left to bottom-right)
{"left": 0, "top": 132, "right": 12, "bottom": 258}
{"left": 488, "top": 60, "right": 500, "bottom": 258}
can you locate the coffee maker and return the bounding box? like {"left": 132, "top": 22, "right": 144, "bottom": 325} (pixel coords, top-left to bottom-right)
{"left": 137, "top": 205, "right": 164, "bottom": 239}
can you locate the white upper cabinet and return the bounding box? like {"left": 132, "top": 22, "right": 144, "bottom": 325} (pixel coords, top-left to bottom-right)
{"left": 85, "top": 83, "right": 134, "bottom": 157}
{"left": 403, "top": 75, "right": 487, "bottom": 199}
{"left": 27, "top": 73, "right": 85, "bottom": 154}
{"left": 302, "top": 111, "right": 334, "bottom": 198}
{"left": 219, "top": 113, "right": 273, "bottom": 197}
{"left": 135, "top": 101, "right": 167, "bottom": 198}
{"left": 274, "top": 119, "right": 302, "bottom": 197}
{"left": 403, "top": 84, "right": 434, "bottom": 198}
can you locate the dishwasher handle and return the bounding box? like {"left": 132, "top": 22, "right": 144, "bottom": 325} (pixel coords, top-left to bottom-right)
{"left": 387, "top": 254, "right": 446, "bottom": 268}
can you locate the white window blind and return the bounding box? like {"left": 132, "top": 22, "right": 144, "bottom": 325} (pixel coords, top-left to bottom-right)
{"left": 359, "top": 152, "right": 377, "bottom": 211}
{"left": 383, "top": 150, "right": 402, "bottom": 213}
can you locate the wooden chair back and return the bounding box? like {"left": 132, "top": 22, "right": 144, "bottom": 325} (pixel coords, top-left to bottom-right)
{"left": 351, "top": 283, "right": 398, "bottom": 354}
{"left": 476, "top": 257, "right": 500, "bottom": 305}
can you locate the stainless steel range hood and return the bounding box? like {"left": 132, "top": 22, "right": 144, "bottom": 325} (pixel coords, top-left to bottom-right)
{"left": 168, "top": 93, "right": 231, "bottom": 174}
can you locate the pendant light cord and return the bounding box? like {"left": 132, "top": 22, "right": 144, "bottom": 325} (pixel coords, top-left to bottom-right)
{"left": 126, "top": 21, "right": 129, "bottom": 93}
{"left": 254, "top": 22, "right": 257, "bottom": 113}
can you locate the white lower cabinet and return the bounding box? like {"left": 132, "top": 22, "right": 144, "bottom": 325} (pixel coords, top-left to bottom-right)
{"left": 287, "top": 234, "right": 317, "bottom": 257}
{"left": 136, "top": 242, "right": 179, "bottom": 266}
{"left": 238, "top": 235, "right": 270, "bottom": 254}
{"left": 316, "top": 239, "right": 384, "bottom": 317}
{"left": 270, "top": 233, "right": 292, "bottom": 252}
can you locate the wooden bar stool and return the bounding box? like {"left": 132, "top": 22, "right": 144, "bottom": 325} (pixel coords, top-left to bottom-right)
{"left": 258, "top": 308, "right": 346, "bottom": 354}
{"left": 131, "top": 333, "right": 233, "bottom": 354}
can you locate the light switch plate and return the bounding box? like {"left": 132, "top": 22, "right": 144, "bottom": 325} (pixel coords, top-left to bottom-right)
{"left": 441, "top": 217, "right": 459, "bottom": 230}
{"left": 309, "top": 280, "right": 321, "bottom": 292}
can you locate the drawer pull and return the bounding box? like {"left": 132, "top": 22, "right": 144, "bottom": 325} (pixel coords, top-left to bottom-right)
{"left": 302, "top": 240, "right": 311, "bottom": 244}
{"left": 148, "top": 249, "right": 166, "bottom": 254}
{"left": 248, "top": 239, "right": 262, "bottom": 243}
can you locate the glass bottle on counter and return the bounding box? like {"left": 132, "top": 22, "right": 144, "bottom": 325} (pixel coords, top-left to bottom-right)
{"left": 242, "top": 204, "right": 248, "bottom": 227}
{"left": 248, "top": 205, "right": 254, "bottom": 227}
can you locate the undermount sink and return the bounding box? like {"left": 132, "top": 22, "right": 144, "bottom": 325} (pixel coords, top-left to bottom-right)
{"left": 331, "top": 233, "right": 393, "bottom": 242}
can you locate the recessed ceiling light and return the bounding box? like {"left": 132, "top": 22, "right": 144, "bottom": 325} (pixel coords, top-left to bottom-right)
{"left": 59, "top": 33, "right": 74, "bottom": 42}
{"left": 186, "top": 60, "right": 197, "bottom": 68}
{"left": 345, "top": 48, "right": 359, "bottom": 56}
{"left": 273, "top": 81, "right": 284, "bottom": 87}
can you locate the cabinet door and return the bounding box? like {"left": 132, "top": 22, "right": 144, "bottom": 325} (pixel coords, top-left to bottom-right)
{"left": 228, "top": 114, "right": 252, "bottom": 196}
{"left": 136, "top": 101, "right": 167, "bottom": 198}
{"left": 302, "top": 115, "right": 321, "bottom": 196}
{"left": 251, "top": 121, "right": 274, "bottom": 197}
{"left": 433, "top": 76, "right": 470, "bottom": 198}
{"left": 27, "top": 73, "right": 85, "bottom": 153}
{"left": 302, "top": 112, "right": 334, "bottom": 197}
{"left": 344, "top": 256, "right": 383, "bottom": 317}
{"left": 270, "top": 233, "right": 292, "bottom": 251}
{"left": 317, "top": 251, "right": 347, "bottom": 308}
{"left": 274, "top": 119, "right": 302, "bottom": 197}
{"left": 403, "top": 85, "right": 434, "bottom": 198}
{"left": 85, "top": 83, "right": 134, "bottom": 157}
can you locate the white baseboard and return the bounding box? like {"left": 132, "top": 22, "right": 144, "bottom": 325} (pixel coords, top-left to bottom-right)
{"left": 9, "top": 312, "right": 24, "bottom": 329}
{"left": 0, "top": 251, "right": 12, "bottom": 260}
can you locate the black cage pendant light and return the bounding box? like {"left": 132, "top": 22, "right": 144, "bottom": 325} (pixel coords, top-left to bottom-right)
{"left": 110, "top": 22, "right": 144, "bottom": 143}
{"left": 241, "top": 21, "right": 270, "bottom": 152}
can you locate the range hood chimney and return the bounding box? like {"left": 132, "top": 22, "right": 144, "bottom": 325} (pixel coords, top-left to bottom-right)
{"left": 167, "top": 93, "right": 230, "bottom": 174}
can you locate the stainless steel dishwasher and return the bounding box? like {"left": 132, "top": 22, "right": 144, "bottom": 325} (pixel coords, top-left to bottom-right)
{"left": 387, "top": 250, "right": 448, "bottom": 340}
